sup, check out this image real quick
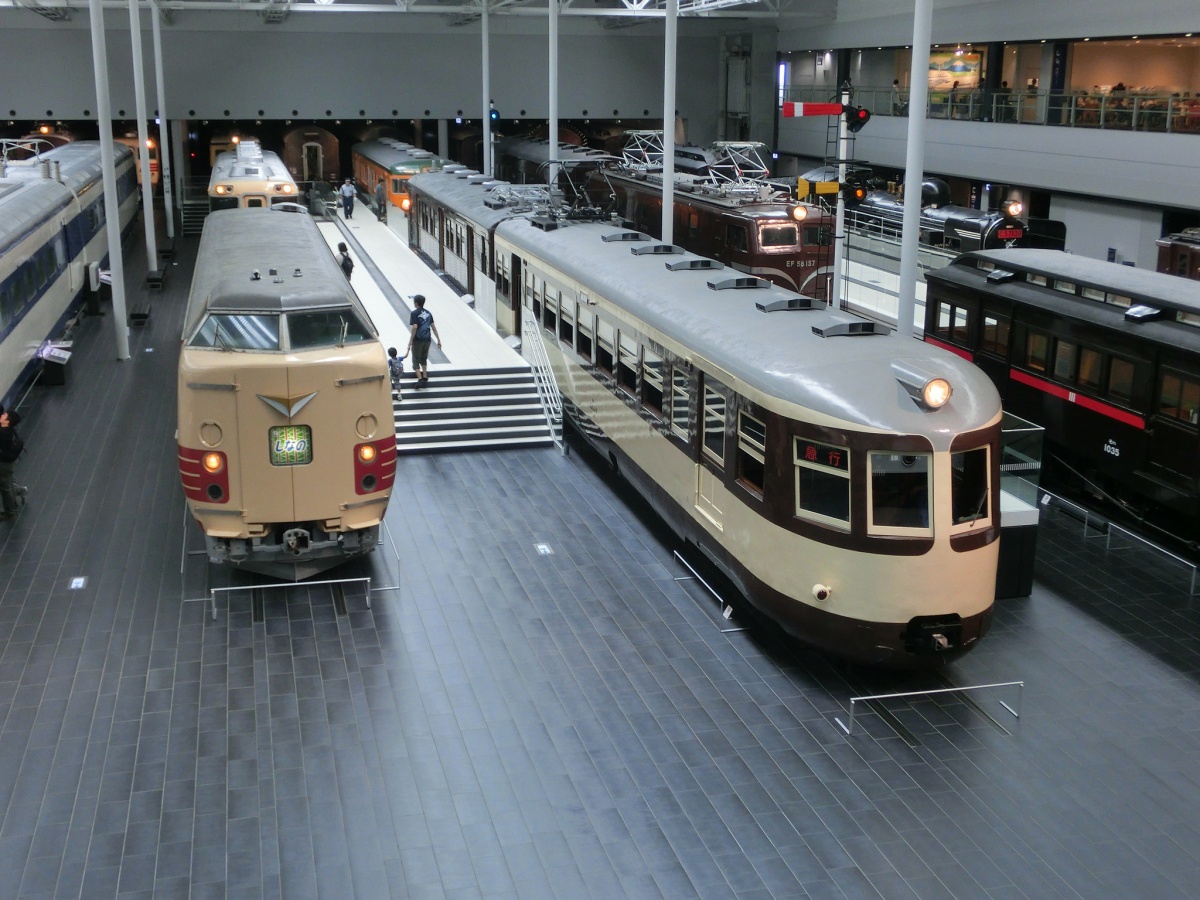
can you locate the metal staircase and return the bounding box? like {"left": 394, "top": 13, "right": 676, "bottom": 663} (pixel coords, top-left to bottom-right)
{"left": 391, "top": 366, "right": 556, "bottom": 453}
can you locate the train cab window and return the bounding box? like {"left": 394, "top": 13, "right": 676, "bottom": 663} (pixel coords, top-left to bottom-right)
{"left": 669, "top": 368, "right": 691, "bottom": 439}
{"left": 736, "top": 413, "right": 767, "bottom": 497}
{"left": 793, "top": 438, "right": 850, "bottom": 528}
{"left": 576, "top": 311, "right": 594, "bottom": 361}
{"left": 190, "top": 314, "right": 281, "bottom": 351}
{"left": 951, "top": 447, "right": 990, "bottom": 527}
{"left": 803, "top": 226, "right": 831, "bottom": 247}
{"left": 869, "top": 452, "right": 932, "bottom": 533}
{"left": 617, "top": 333, "right": 638, "bottom": 395}
{"left": 1053, "top": 339, "right": 1077, "bottom": 382}
{"left": 1108, "top": 358, "right": 1136, "bottom": 403}
{"left": 558, "top": 300, "right": 574, "bottom": 345}
{"left": 1158, "top": 371, "right": 1200, "bottom": 426}
{"left": 596, "top": 321, "right": 615, "bottom": 376}
{"left": 1025, "top": 332, "right": 1050, "bottom": 372}
{"left": 702, "top": 381, "right": 727, "bottom": 464}
{"left": 981, "top": 312, "right": 1010, "bottom": 356}
{"left": 286, "top": 310, "right": 372, "bottom": 350}
{"left": 641, "top": 350, "right": 664, "bottom": 418}
{"left": 726, "top": 224, "right": 748, "bottom": 253}
{"left": 760, "top": 225, "right": 798, "bottom": 248}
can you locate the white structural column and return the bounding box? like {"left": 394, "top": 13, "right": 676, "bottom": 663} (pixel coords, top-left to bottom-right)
{"left": 660, "top": 0, "right": 677, "bottom": 245}
{"left": 128, "top": 0, "right": 157, "bottom": 265}
{"left": 90, "top": 0, "right": 130, "bottom": 360}
{"left": 547, "top": 0, "right": 559, "bottom": 192}
{"left": 897, "top": 0, "right": 933, "bottom": 339}
{"left": 829, "top": 86, "right": 851, "bottom": 305}
{"left": 150, "top": 0, "right": 174, "bottom": 239}
{"left": 481, "top": 0, "right": 491, "bottom": 177}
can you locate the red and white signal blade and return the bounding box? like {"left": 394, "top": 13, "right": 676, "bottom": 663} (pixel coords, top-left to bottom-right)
{"left": 781, "top": 102, "right": 845, "bottom": 118}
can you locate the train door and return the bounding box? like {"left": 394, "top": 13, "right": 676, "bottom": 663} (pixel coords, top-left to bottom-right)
{"left": 302, "top": 143, "right": 322, "bottom": 183}
{"left": 1147, "top": 366, "right": 1200, "bottom": 485}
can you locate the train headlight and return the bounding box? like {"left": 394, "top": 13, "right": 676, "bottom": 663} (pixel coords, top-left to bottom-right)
{"left": 1003, "top": 199, "right": 1023, "bottom": 218}
{"left": 790, "top": 205, "right": 809, "bottom": 222}
{"left": 923, "top": 378, "right": 952, "bottom": 409}
{"left": 358, "top": 444, "right": 377, "bottom": 463}
{"left": 893, "top": 360, "right": 953, "bottom": 410}
{"left": 215, "top": 184, "right": 233, "bottom": 195}
{"left": 202, "top": 452, "right": 225, "bottom": 474}
{"left": 400, "top": 197, "right": 412, "bottom": 213}
{"left": 276, "top": 183, "right": 295, "bottom": 194}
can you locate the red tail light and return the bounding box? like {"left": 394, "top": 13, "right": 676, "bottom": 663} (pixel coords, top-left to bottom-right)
{"left": 179, "top": 446, "right": 230, "bottom": 503}
{"left": 354, "top": 435, "right": 397, "bottom": 495}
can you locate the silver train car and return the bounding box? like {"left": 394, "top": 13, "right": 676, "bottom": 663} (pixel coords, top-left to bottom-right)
{"left": 207, "top": 140, "right": 299, "bottom": 211}
{"left": 0, "top": 140, "right": 138, "bottom": 409}
{"left": 178, "top": 209, "right": 396, "bottom": 580}
{"left": 419, "top": 175, "right": 1002, "bottom": 665}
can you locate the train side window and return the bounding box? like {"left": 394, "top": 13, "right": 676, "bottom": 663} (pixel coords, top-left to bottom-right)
{"left": 793, "top": 438, "right": 850, "bottom": 528}
{"left": 726, "top": 224, "right": 748, "bottom": 253}
{"left": 869, "top": 452, "right": 932, "bottom": 533}
{"left": 669, "top": 368, "right": 691, "bottom": 439}
{"left": 688, "top": 212, "right": 700, "bottom": 241}
{"left": 596, "top": 321, "right": 615, "bottom": 376}
{"left": 543, "top": 288, "right": 558, "bottom": 333}
{"left": 1159, "top": 371, "right": 1200, "bottom": 425}
{"left": 558, "top": 299, "right": 574, "bottom": 345}
{"left": 391, "top": 177, "right": 402, "bottom": 194}
{"left": 1025, "top": 332, "right": 1050, "bottom": 372}
{"left": 1054, "top": 280, "right": 1076, "bottom": 295}
{"left": 617, "top": 332, "right": 638, "bottom": 395}
{"left": 1106, "top": 294, "right": 1132, "bottom": 308}
{"left": 1053, "top": 339, "right": 1077, "bottom": 382}
{"left": 702, "top": 381, "right": 727, "bottom": 464}
{"left": 641, "top": 350, "right": 664, "bottom": 418}
{"left": 1077, "top": 348, "right": 1103, "bottom": 389}
{"left": 1082, "top": 286, "right": 1105, "bottom": 302}
{"left": 736, "top": 413, "right": 767, "bottom": 498}
{"left": 951, "top": 447, "right": 990, "bottom": 527}
{"left": 952, "top": 306, "right": 969, "bottom": 344}
{"left": 803, "top": 226, "right": 832, "bottom": 247}
{"left": 576, "top": 311, "right": 594, "bottom": 361}
{"left": 935, "top": 301, "right": 954, "bottom": 338}
{"left": 981, "top": 312, "right": 1010, "bottom": 356}
{"left": 1107, "top": 358, "right": 1135, "bottom": 403}
{"left": 1026, "top": 273, "right": 1047, "bottom": 287}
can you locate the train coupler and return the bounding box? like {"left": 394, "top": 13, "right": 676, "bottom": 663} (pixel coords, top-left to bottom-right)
{"left": 902, "top": 614, "right": 963, "bottom": 654}
{"left": 282, "top": 528, "right": 312, "bottom": 555}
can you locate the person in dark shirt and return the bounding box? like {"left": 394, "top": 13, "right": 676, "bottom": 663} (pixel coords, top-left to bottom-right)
{"left": 406, "top": 294, "right": 442, "bottom": 386}
{"left": 0, "top": 406, "right": 24, "bottom": 520}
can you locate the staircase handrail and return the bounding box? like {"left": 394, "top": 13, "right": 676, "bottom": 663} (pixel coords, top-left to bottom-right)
{"left": 521, "top": 318, "right": 565, "bottom": 453}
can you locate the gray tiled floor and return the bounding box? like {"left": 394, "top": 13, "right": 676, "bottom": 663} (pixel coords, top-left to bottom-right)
{"left": 2, "top": 232, "right": 1200, "bottom": 897}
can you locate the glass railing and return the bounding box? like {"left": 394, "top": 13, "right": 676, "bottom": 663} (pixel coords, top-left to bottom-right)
{"left": 783, "top": 85, "right": 1200, "bottom": 134}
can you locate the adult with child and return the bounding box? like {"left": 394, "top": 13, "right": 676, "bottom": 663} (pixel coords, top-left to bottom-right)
{"left": 406, "top": 295, "right": 442, "bottom": 387}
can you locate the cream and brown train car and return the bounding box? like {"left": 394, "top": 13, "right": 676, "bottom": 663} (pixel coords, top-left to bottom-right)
{"left": 486, "top": 213, "right": 1004, "bottom": 668}
{"left": 178, "top": 208, "right": 396, "bottom": 580}
{"left": 207, "top": 140, "right": 299, "bottom": 211}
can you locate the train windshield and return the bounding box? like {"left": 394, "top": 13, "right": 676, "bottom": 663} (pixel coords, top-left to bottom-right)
{"left": 760, "top": 224, "right": 798, "bottom": 248}
{"left": 190, "top": 314, "right": 280, "bottom": 350}
{"left": 869, "top": 452, "right": 931, "bottom": 532}
{"left": 951, "top": 447, "right": 990, "bottom": 525}
{"left": 287, "top": 309, "right": 373, "bottom": 349}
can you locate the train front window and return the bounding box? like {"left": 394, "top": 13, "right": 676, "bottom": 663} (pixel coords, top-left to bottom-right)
{"left": 287, "top": 310, "right": 372, "bottom": 350}
{"left": 760, "top": 224, "right": 798, "bottom": 248}
{"left": 190, "top": 314, "right": 280, "bottom": 350}
{"left": 951, "top": 447, "right": 990, "bottom": 526}
{"left": 794, "top": 438, "right": 850, "bottom": 529}
{"left": 869, "top": 452, "right": 931, "bottom": 533}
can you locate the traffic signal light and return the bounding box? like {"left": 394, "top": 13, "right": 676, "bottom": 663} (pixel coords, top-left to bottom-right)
{"left": 841, "top": 182, "right": 868, "bottom": 205}
{"left": 489, "top": 107, "right": 500, "bottom": 123}
{"left": 844, "top": 106, "right": 871, "bottom": 133}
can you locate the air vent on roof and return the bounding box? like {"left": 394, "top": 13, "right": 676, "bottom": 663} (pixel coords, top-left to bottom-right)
{"left": 454, "top": 169, "right": 480, "bottom": 178}
{"left": 443, "top": 164, "right": 466, "bottom": 173}
{"left": 411, "top": 150, "right": 433, "bottom": 159}
{"left": 811, "top": 319, "right": 891, "bottom": 337}
{"left": 756, "top": 296, "right": 816, "bottom": 312}
{"left": 483, "top": 197, "right": 510, "bottom": 210}
{"left": 631, "top": 244, "right": 682, "bottom": 256}
{"left": 467, "top": 174, "right": 491, "bottom": 184}
{"left": 531, "top": 216, "right": 558, "bottom": 231}
{"left": 666, "top": 259, "right": 724, "bottom": 272}
{"left": 707, "top": 276, "right": 770, "bottom": 291}
{"left": 1125, "top": 304, "right": 1163, "bottom": 322}
{"left": 601, "top": 231, "right": 647, "bottom": 243}
{"left": 986, "top": 268, "right": 1017, "bottom": 284}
